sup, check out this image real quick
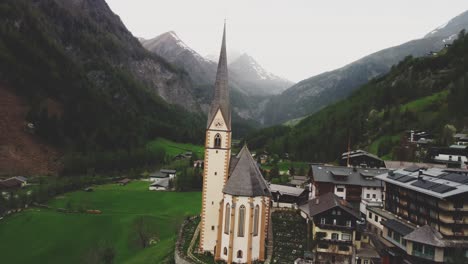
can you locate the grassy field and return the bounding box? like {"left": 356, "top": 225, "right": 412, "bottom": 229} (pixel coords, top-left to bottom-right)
{"left": 368, "top": 134, "right": 400, "bottom": 158}
{"left": 146, "top": 138, "right": 204, "bottom": 159}
{"left": 399, "top": 90, "right": 448, "bottom": 112}
{"left": 0, "top": 181, "right": 201, "bottom": 264}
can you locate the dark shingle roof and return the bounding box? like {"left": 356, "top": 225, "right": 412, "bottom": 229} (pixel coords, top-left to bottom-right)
{"left": 311, "top": 165, "right": 386, "bottom": 187}
{"left": 381, "top": 219, "right": 414, "bottom": 236}
{"left": 300, "top": 192, "right": 360, "bottom": 219}
{"left": 223, "top": 145, "right": 271, "bottom": 197}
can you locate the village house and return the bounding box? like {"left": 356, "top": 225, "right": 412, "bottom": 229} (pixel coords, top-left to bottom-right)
{"left": 299, "top": 193, "right": 380, "bottom": 264}
{"left": 149, "top": 178, "right": 171, "bottom": 191}
{"left": 310, "top": 165, "right": 386, "bottom": 217}
{"left": 374, "top": 166, "right": 468, "bottom": 263}
{"left": 427, "top": 145, "right": 468, "bottom": 168}
{"left": 0, "top": 177, "right": 26, "bottom": 191}
{"left": 289, "top": 175, "right": 309, "bottom": 188}
{"left": 269, "top": 183, "right": 309, "bottom": 208}
{"left": 340, "top": 150, "right": 386, "bottom": 168}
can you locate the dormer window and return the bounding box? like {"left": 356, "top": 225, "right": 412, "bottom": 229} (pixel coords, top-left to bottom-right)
{"left": 214, "top": 134, "right": 221, "bottom": 148}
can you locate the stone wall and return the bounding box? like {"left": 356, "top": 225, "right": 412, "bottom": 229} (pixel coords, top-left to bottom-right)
{"left": 174, "top": 216, "right": 198, "bottom": 264}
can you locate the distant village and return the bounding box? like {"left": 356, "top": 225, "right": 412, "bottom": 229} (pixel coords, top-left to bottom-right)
{"left": 2, "top": 129, "right": 468, "bottom": 264}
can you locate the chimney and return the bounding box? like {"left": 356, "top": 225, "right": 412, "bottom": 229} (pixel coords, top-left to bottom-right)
{"left": 315, "top": 198, "right": 320, "bottom": 205}
{"left": 418, "top": 170, "right": 423, "bottom": 180}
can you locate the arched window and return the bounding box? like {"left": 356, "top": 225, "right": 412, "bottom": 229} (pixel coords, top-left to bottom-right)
{"left": 237, "top": 250, "right": 243, "bottom": 258}
{"left": 214, "top": 133, "right": 221, "bottom": 148}
{"left": 253, "top": 205, "right": 260, "bottom": 236}
{"left": 224, "top": 203, "right": 230, "bottom": 234}
{"left": 223, "top": 247, "right": 228, "bottom": 255}
{"left": 238, "top": 205, "right": 245, "bottom": 237}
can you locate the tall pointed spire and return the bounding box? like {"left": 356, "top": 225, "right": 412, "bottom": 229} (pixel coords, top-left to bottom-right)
{"left": 207, "top": 22, "right": 230, "bottom": 129}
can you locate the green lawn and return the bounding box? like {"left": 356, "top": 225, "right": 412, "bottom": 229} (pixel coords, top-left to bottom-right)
{"left": 0, "top": 181, "right": 201, "bottom": 264}
{"left": 261, "top": 160, "right": 309, "bottom": 174}
{"left": 147, "top": 138, "right": 204, "bottom": 159}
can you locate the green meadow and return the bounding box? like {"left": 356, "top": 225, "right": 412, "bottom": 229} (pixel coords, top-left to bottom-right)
{"left": 146, "top": 138, "right": 205, "bottom": 158}
{"left": 0, "top": 181, "right": 201, "bottom": 264}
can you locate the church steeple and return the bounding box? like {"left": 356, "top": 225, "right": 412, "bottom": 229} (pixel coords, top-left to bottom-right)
{"left": 207, "top": 22, "right": 230, "bottom": 129}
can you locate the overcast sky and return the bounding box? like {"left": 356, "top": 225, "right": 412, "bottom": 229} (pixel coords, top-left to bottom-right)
{"left": 106, "top": 0, "right": 467, "bottom": 82}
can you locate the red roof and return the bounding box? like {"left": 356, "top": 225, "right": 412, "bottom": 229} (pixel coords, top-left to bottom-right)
{"left": 0, "top": 178, "right": 22, "bottom": 189}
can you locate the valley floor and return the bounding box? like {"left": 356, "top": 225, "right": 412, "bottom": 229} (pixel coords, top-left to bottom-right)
{"left": 0, "top": 181, "right": 201, "bottom": 264}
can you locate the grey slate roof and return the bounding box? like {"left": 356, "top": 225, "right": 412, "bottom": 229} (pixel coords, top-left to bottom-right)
{"left": 404, "top": 225, "right": 446, "bottom": 247}
{"left": 381, "top": 219, "right": 414, "bottom": 236}
{"left": 311, "top": 165, "right": 386, "bottom": 187}
{"left": 341, "top": 149, "right": 383, "bottom": 161}
{"left": 223, "top": 145, "right": 271, "bottom": 197}
{"left": 207, "top": 23, "right": 231, "bottom": 129}
{"left": 300, "top": 192, "right": 360, "bottom": 219}
{"left": 269, "top": 184, "right": 306, "bottom": 197}
{"left": 150, "top": 177, "right": 170, "bottom": 188}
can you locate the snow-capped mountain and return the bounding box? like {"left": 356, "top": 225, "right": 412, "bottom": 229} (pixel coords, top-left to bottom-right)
{"left": 229, "top": 53, "right": 293, "bottom": 95}
{"left": 141, "top": 31, "right": 217, "bottom": 86}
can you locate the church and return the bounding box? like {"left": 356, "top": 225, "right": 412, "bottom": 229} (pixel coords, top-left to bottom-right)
{"left": 199, "top": 23, "right": 272, "bottom": 264}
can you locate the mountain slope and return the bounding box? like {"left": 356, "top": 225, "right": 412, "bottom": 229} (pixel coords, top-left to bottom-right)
{"left": 263, "top": 10, "right": 468, "bottom": 125}
{"left": 247, "top": 31, "right": 468, "bottom": 162}
{"left": 141, "top": 32, "right": 292, "bottom": 123}
{"left": 229, "top": 53, "right": 292, "bottom": 95}
{"left": 0, "top": 0, "right": 205, "bottom": 174}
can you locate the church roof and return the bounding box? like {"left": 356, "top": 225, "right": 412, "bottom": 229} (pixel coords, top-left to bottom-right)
{"left": 223, "top": 145, "right": 271, "bottom": 197}
{"left": 207, "top": 22, "right": 231, "bottom": 129}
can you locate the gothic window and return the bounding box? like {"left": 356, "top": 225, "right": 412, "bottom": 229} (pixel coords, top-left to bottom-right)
{"left": 253, "top": 205, "right": 260, "bottom": 236}
{"left": 223, "top": 247, "right": 228, "bottom": 255}
{"left": 224, "top": 203, "right": 230, "bottom": 234}
{"left": 214, "top": 134, "right": 221, "bottom": 148}
{"left": 237, "top": 250, "right": 243, "bottom": 258}
{"left": 238, "top": 205, "right": 246, "bottom": 237}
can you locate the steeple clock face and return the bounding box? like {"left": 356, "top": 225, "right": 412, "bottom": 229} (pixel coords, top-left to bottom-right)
{"left": 214, "top": 118, "right": 224, "bottom": 128}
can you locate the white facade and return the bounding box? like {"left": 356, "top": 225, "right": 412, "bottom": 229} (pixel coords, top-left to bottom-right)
{"left": 334, "top": 185, "right": 346, "bottom": 200}
{"left": 218, "top": 195, "right": 266, "bottom": 263}
{"left": 359, "top": 186, "right": 383, "bottom": 215}
{"left": 200, "top": 109, "right": 232, "bottom": 253}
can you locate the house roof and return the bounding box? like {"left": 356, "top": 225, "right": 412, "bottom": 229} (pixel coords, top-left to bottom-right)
{"left": 160, "top": 169, "right": 176, "bottom": 174}
{"left": 149, "top": 171, "right": 167, "bottom": 178}
{"left": 404, "top": 225, "right": 446, "bottom": 247}
{"left": 290, "top": 179, "right": 306, "bottom": 186}
{"left": 381, "top": 219, "right": 414, "bottom": 236}
{"left": 375, "top": 167, "right": 468, "bottom": 199}
{"left": 341, "top": 149, "right": 383, "bottom": 162}
{"left": 292, "top": 176, "right": 308, "bottom": 181}
{"left": 14, "top": 176, "right": 27, "bottom": 182}
{"left": 269, "top": 184, "right": 306, "bottom": 197}
{"left": 223, "top": 145, "right": 271, "bottom": 197}
{"left": 117, "top": 178, "right": 131, "bottom": 184}
{"left": 0, "top": 178, "right": 23, "bottom": 188}
{"left": 150, "top": 178, "right": 170, "bottom": 188}
{"left": 311, "top": 165, "right": 385, "bottom": 187}
{"left": 300, "top": 192, "right": 360, "bottom": 219}
{"left": 384, "top": 161, "right": 447, "bottom": 170}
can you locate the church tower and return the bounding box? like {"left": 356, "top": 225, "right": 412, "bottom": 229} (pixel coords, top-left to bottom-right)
{"left": 200, "top": 23, "right": 232, "bottom": 254}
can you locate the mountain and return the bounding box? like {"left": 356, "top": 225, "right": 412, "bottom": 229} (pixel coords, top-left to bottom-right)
{"left": 229, "top": 53, "right": 292, "bottom": 95}
{"left": 141, "top": 31, "right": 217, "bottom": 87}
{"left": 262, "top": 10, "right": 468, "bottom": 125}
{"left": 0, "top": 0, "right": 205, "bottom": 175}
{"left": 141, "top": 31, "right": 293, "bottom": 121}
{"left": 247, "top": 31, "right": 468, "bottom": 162}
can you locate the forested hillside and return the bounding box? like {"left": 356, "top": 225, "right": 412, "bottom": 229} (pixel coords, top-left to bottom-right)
{"left": 0, "top": 0, "right": 205, "bottom": 174}
{"left": 261, "top": 10, "right": 468, "bottom": 126}
{"left": 247, "top": 31, "right": 468, "bottom": 162}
